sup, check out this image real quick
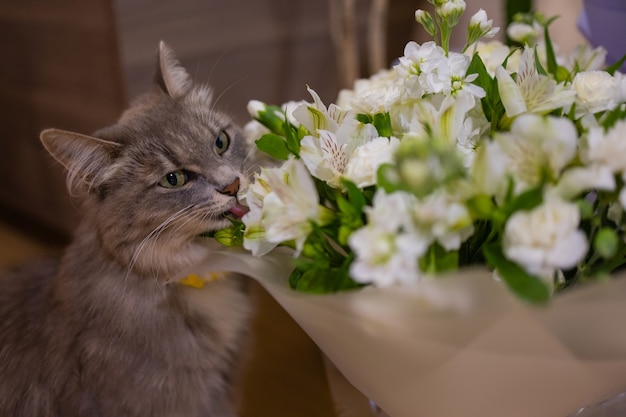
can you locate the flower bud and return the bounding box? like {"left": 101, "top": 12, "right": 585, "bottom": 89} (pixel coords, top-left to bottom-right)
{"left": 437, "top": 0, "right": 466, "bottom": 28}
{"left": 466, "top": 9, "right": 499, "bottom": 47}
{"left": 213, "top": 226, "right": 243, "bottom": 247}
{"left": 247, "top": 100, "right": 267, "bottom": 119}
{"left": 415, "top": 9, "right": 437, "bottom": 37}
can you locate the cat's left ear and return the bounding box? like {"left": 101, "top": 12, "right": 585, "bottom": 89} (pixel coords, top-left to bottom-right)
{"left": 154, "top": 41, "right": 192, "bottom": 98}
{"left": 41, "top": 128, "right": 122, "bottom": 195}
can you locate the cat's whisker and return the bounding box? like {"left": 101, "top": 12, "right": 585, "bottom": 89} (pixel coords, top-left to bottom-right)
{"left": 209, "top": 77, "right": 247, "bottom": 119}
{"left": 126, "top": 204, "right": 196, "bottom": 283}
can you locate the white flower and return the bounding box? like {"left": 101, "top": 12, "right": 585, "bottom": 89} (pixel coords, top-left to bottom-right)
{"left": 562, "top": 44, "right": 607, "bottom": 72}
{"left": 501, "top": 114, "right": 577, "bottom": 193}
{"left": 583, "top": 120, "right": 626, "bottom": 173}
{"left": 395, "top": 41, "right": 447, "bottom": 98}
{"left": 391, "top": 93, "right": 485, "bottom": 166}
{"left": 503, "top": 195, "right": 588, "bottom": 281}
{"left": 336, "top": 69, "right": 401, "bottom": 114}
{"left": 242, "top": 158, "right": 328, "bottom": 256}
{"left": 343, "top": 136, "right": 400, "bottom": 188}
{"left": 349, "top": 228, "right": 428, "bottom": 286}
{"left": 348, "top": 190, "right": 429, "bottom": 286}
{"left": 300, "top": 118, "right": 380, "bottom": 188}
{"left": 464, "top": 41, "right": 520, "bottom": 76}
{"left": 472, "top": 114, "right": 578, "bottom": 197}
{"left": 292, "top": 87, "right": 349, "bottom": 135}
{"left": 573, "top": 71, "right": 624, "bottom": 115}
{"left": 552, "top": 165, "right": 616, "bottom": 199}
{"left": 435, "top": 52, "right": 486, "bottom": 98}
{"left": 495, "top": 47, "right": 576, "bottom": 117}
{"left": 410, "top": 191, "right": 474, "bottom": 251}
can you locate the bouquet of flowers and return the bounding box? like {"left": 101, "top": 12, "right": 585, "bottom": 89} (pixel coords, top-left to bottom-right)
{"left": 192, "top": 1, "right": 626, "bottom": 416}
{"left": 213, "top": 0, "right": 626, "bottom": 304}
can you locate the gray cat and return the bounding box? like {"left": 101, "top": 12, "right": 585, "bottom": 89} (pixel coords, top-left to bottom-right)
{"left": 0, "top": 42, "right": 253, "bottom": 417}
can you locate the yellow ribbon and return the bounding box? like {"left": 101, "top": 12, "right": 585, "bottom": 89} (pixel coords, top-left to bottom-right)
{"left": 178, "top": 272, "right": 225, "bottom": 288}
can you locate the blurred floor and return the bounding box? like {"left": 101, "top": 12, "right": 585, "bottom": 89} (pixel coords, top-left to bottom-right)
{"left": 0, "top": 219, "right": 339, "bottom": 417}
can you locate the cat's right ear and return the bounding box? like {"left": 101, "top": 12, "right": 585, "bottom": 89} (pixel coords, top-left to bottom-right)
{"left": 154, "top": 41, "right": 192, "bottom": 98}
{"left": 40, "top": 128, "right": 122, "bottom": 195}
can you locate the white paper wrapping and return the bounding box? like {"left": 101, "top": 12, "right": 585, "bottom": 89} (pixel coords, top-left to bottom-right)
{"left": 182, "top": 239, "right": 626, "bottom": 417}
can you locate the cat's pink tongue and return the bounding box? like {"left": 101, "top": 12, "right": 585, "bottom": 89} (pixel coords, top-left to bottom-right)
{"left": 229, "top": 203, "right": 250, "bottom": 218}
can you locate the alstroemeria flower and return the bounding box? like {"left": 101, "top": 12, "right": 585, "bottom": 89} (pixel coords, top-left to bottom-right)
{"left": 583, "top": 120, "right": 626, "bottom": 173}
{"left": 472, "top": 114, "right": 578, "bottom": 197}
{"left": 300, "top": 117, "right": 381, "bottom": 188}
{"left": 465, "top": 41, "right": 521, "bottom": 76}
{"left": 503, "top": 195, "right": 588, "bottom": 282}
{"left": 242, "top": 157, "right": 332, "bottom": 256}
{"left": 391, "top": 92, "right": 486, "bottom": 165}
{"left": 495, "top": 47, "right": 576, "bottom": 117}
{"left": 562, "top": 44, "right": 607, "bottom": 72}
{"left": 292, "top": 87, "right": 349, "bottom": 136}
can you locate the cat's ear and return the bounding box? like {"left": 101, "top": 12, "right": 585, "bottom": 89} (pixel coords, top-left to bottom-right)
{"left": 154, "top": 41, "right": 192, "bottom": 98}
{"left": 40, "top": 128, "right": 122, "bottom": 195}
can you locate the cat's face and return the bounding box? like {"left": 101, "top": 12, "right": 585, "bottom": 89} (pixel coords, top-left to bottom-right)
{"left": 41, "top": 42, "right": 250, "bottom": 278}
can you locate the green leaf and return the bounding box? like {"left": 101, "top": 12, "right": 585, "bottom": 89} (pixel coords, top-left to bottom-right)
{"left": 336, "top": 193, "right": 359, "bottom": 219}
{"left": 255, "top": 134, "right": 291, "bottom": 160}
{"left": 534, "top": 48, "right": 548, "bottom": 76}
{"left": 542, "top": 18, "right": 558, "bottom": 76}
{"left": 468, "top": 52, "right": 493, "bottom": 95}
{"left": 468, "top": 52, "right": 505, "bottom": 127}
{"left": 372, "top": 112, "right": 393, "bottom": 137}
{"left": 357, "top": 113, "right": 373, "bottom": 124}
{"left": 600, "top": 104, "right": 626, "bottom": 130}
{"left": 290, "top": 262, "right": 361, "bottom": 293}
{"left": 283, "top": 121, "right": 301, "bottom": 157}
{"left": 606, "top": 54, "right": 626, "bottom": 75}
{"left": 256, "top": 105, "right": 286, "bottom": 135}
{"left": 554, "top": 65, "right": 572, "bottom": 83}
{"left": 483, "top": 243, "right": 551, "bottom": 304}
{"left": 419, "top": 243, "right": 459, "bottom": 274}
{"left": 376, "top": 163, "right": 403, "bottom": 193}
{"left": 466, "top": 194, "right": 495, "bottom": 220}
{"left": 342, "top": 180, "right": 367, "bottom": 214}
{"left": 594, "top": 227, "right": 619, "bottom": 259}
{"left": 501, "top": 186, "right": 544, "bottom": 218}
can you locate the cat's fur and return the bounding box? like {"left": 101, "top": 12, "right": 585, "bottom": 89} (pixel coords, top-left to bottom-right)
{"left": 0, "top": 42, "right": 252, "bottom": 417}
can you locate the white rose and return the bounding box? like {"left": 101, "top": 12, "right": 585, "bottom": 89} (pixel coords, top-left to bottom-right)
{"left": 503, "top": 196, "right": 588, "bottom": 280}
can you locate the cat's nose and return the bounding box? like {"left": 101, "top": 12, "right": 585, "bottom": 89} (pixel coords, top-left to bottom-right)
{"left": 218, "top": 177, "right": 240, "bottom": 196}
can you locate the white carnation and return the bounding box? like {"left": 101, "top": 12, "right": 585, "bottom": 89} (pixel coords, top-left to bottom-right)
{"left": 344, "top": 137, "right": 400, "bottom": 188}
{"left": 503, "top": 196, "right": 588, "bottom": 281}
{"left": 573, "top": 71, "right": 624, "bottom": 115}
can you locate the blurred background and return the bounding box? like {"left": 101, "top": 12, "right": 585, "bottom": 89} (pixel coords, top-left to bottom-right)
{"left": 0, "top": 0, "right": 584, "bottom": 416}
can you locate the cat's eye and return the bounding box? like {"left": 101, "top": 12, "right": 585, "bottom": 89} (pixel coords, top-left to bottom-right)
{"left": 159, "top": 170, "right": 188, "bottom": 189}
{"left": 214, "top": 130, "right": 230, "bottom": 155}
